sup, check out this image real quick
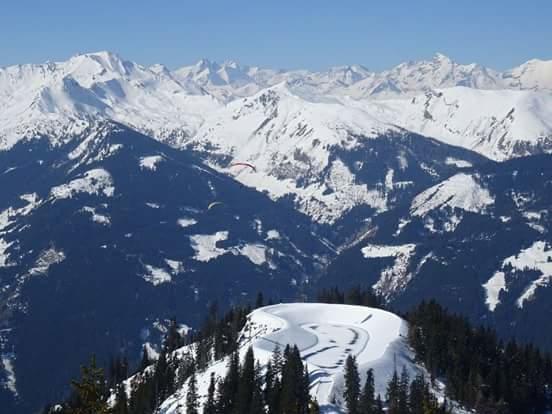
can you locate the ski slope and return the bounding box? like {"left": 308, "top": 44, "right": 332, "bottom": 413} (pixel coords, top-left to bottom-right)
{"left": 159, "top": 303, "right": 419, "bottom": 413}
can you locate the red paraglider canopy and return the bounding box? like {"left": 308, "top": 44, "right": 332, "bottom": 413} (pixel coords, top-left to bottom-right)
{"left": 229, "top": 162, "right": 256, "bottom": 172}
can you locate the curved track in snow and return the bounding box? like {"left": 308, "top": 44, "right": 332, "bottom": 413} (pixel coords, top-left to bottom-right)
{"left": 159, "top": 303, "right": 416, "bottom": 414}
{"left": 246, "top": 303, "right": 410, "bottom": 410}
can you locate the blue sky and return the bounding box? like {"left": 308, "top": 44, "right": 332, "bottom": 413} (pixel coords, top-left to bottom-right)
{"left": 1, "top": 0, "right": 551, "bottom": 70}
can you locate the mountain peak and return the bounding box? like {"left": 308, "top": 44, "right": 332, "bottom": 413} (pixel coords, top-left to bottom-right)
{"left": 432, "top": 52, "right": 454, "bottom": 64}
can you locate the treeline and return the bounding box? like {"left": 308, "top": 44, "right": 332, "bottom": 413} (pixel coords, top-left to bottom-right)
{"left": 45, "top": 297, "right": 258, "bottom": 414}
{"left": 342, "top": 355, "right": 449, "bottom": 414}
{"left": 408, "top": 300, "right": 552, "bottom": 413}
{"left": 191, "top": 344, "right": 317, "bottom": 414}
{"left": 317, "top": 285, "right": 382, "bottom": 308}
{"left": 47, "top": 288, "right": 552, "bottom": 413}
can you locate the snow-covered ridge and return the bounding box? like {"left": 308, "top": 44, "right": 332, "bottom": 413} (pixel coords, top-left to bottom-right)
{"left": 172, "top": 52, "right": 552, "bottom": 100}
{"left": 50, "top": 168, "right": 115, "bottom": 199}
{"left": 158, "top": 303, "right": 418, "bottom": 413}
{"left": 0, "top": 51, "right": 220, "bottom": 150}
{"left": 354, "top": 87, "right": 552, "bottom": 160}
{"left": 362, "top": 244, "right": 417, "bottom": 300}
{"left": 411, "top": 173, "right": 494, "bottom": 217}
{"left": 483, "top": 241, "right": 552, "bottom": 311}
{"left": 190, "top": 85, "right": 396, "bottom": 223}
{"left": 2, "top": 51, "right": 552, "bottom": 161}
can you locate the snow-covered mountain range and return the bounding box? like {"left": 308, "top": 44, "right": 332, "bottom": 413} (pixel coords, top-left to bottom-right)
{"left": 1, "top": 51, "right": 551, "bottom": 160}
{"left": 0, "top": 124, "right": 331, "bottom": 413}
{"left": 1, "top": 51, "right": 552, "bottom": 413}
{"left": 3, "top": 51, "right": 550, "bottom": 223}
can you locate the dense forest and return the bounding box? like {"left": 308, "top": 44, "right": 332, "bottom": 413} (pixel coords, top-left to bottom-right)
{"left": 45, "top": 289, "right": 552, "bottom": 414}
{"left": 408, "top": 300, "right": 552, "bottom": 413}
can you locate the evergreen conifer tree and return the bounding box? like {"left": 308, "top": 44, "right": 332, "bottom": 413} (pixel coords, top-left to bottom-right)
{"left": 186, "top": 370, "right": 199, "bottom": 414}
{"left": 344, "top": 355, "right": 361, "bottom": 414}
{"left": 398, "top": 366, "right": 410, "bottom": 414}
{"left": 386, "top": 368, "right": 401, "bottom": 414}
{"left": 68, "top": 355, "right": 110, "bottom": 414}
{"left": 204, "top": 372, "right": 217, "bottom": 414}
{"left": 236, "top": 347, "right": 256, "bottom": 413}
{"left": 359, "top": 368, "right": 375, "bottom": 414}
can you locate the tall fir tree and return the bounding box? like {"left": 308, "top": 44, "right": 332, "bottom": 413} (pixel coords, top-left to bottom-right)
{"left": 186, "top": 370, "right": 199, "bottom": 414}
{"left": 249, "top": 362, "right": 266, "bottom": 414}
{"left": 359, "top": 368, "right": 375, "bottom": 414}
{"left": 215, "top": 351, "right": 240, "bottom": 413}
{"left": 398, "top": 366, "right": 410, "bottom": 414}
{"left": 236, "top": 347, "right": 256, "bottom": 413}
{"left": 204, "top": 372, "right": 217, "bottom": 414}
{"left": 343, "top": 355, "right": 361, "bottom": 414}
{"left": 386, "top": 368, "right": 401, "bottom": 414}
{"left": 68, "top": 355, "right": 110, "bottom": 414}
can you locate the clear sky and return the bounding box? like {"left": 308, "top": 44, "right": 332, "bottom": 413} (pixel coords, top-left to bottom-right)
{"left": 1, "top": 0, "right": 551, "bottom": 71}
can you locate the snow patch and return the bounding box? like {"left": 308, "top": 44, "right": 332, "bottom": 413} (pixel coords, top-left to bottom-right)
{"left": 81, "top": 206, "right": 111, "bottom": 225}
{"left": 485, "top": 241, "right": 552, "bottom": 309}
{"left": 0, "top": 239, "right": 14, "bottom": 267}
{"left": 141, "top": 265, "right": 172, "bottom": 286}
{"left": 177, "top": 218, "right": 197, "bottom": 229}
{"left": 50, "top": 169, "right": 115, "bottom": 199}
{"left": 165, "top": 259, "right": 184, "bottom": 274}
{"left": 189, "top": 231, "right": 229, "bottom": 262}
{"left": 235, "top": 243, "right": 268, "bottom": 266}
{"left": 510, "top": 242, "right": 552, "bottom": 308}
{"left": 28, "top": 248, "right": 66, "bottom": 276}
{"left": 362, "top": 244, "right": 416, "bottom": 299}
{"left": 266, "top": 229, "right": 281, "bottom": 240}
{"left": 1, "top": 354, "right": 17, "bottom": 396}
{"left": 139, "top": 155, "right": 165, "bottom": 171}
{"left": 445, "top": 157, "right": 473, "bottom": 168}
{"left": 411, "top": 173, "right": 494, "bottom": 217}
{"left": 482, "top": 271, "right": 507, "bottom": 312}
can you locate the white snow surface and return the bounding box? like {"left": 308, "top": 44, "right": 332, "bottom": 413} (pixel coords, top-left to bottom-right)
{"left": 482, "top": 271, "right": 507, "bottom": 312}
{"left": 266, "top": 229, "right": 281, "bottom": 240}
{"left": 189, "top": 231, "right": 230, "bottom": 262}
{"left": 141, "top": 264, "right": 172, "bottom": 286}
{"left": 350, "top": 87, "right": 552, "bottom": 160}
{"left": 411, "top": 173, "right": 494, "bottom": 218}
{"left": 1, "top": 354, "right": 17, "bottom": 396}
{"left": 0, "top": 51, "right": 220, "bottom": 150}
{"left": 2, "top": 51, "right": 552, "bottom": 223}
{"left": 189, "top": 231, "right": 271, "bottom": 266}
{"left": 0, "top": 193, "right": 42, "bottom": 267}
{"left": 362, "top": 244, "right": 417, "bottom": 300}
{"left": 509, "top": 242, "right": 552, "bottom": 308}
{"left": 81, "top": 206, "right": 111, "bottom": 225}
{"left": 28, "top": 248, "right": 66, "bottom": 276}
{"left": 1, "top": 51, "right": 552, "bottom": 163}
{"left": 177, "top": 218, "right": 197, "bottom": 229}
{"left": 158, "top": 303, "right": 419, "bottom": 413}
{"left": 139, "top": 155, "right": 164, "bottom": 171}
{"left": 50, "top": 168, "right": 115, "bottom": 199}
{"left": 192, "top": 87, "right": 393, "bottom": 222}
{"left": 0, "top": 239, "right": 14, "bottom": 268}
{"left": 483, "top": 241, "right": 552, "bottom": 310}
{"left": 235, "top": 243, "right": 268, "bottom": 266}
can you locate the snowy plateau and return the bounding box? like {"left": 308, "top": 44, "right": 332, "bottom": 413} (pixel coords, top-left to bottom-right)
{"left": 154, "top": 303, "right": 442, "bottom": 414}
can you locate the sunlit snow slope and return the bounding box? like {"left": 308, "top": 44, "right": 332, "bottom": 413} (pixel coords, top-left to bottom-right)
{"left": 159, "top": 303, "right": 418, "bottom": 413}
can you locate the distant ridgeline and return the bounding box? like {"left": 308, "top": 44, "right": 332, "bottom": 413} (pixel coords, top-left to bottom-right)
{"left": 46, "top": 288, "right": 552, "bottom": 414}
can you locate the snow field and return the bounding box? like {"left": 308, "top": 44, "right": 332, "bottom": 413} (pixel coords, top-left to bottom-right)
{"left": 159, "top": 303, "right": 418, "bottom": 413}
